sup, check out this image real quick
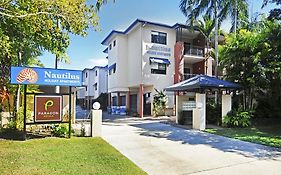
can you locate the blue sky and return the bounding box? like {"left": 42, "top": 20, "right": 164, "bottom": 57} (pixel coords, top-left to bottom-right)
{"left": 39, "top": 0, "right": 276, "bottom": 70}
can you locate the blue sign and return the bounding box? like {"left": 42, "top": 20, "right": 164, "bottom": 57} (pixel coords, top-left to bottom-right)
{"left": 10, "top": 66, "right": 83, "bottom": 86}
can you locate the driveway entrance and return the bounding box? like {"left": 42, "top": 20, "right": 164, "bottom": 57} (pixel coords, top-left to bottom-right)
{"left": 102, "top": 118, "right": 281, "bottom": 175}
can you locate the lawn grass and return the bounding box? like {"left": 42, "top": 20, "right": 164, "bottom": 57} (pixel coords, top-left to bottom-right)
{"left": 205, "top": 125, "right": 281, "bottom": 148}
{"left": 0, "top": 137, "right": 147, "bottom": 175}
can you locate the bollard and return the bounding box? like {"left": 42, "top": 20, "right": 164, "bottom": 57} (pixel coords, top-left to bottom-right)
{"left": 91, "top": 102, "right": 102, "bottom": 137}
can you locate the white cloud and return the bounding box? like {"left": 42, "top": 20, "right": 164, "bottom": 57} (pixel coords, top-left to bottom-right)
{"left": 87, "top": 58, "right": 108, "bottom": 68}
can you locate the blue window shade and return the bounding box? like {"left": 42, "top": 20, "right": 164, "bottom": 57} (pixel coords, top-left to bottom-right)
{"left": 108, "top": 63, "right": 116, "bottom": 71}
{"left": 103, "top": 48, "right": 108, "bottom": 53}
{"left": 149, "top": 57, "right": 170, "bottom": 64}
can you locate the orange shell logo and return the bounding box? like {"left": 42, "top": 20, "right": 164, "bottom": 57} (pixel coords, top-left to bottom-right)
{"left": 17, "top": 68, "right": 38, "bottom": 83}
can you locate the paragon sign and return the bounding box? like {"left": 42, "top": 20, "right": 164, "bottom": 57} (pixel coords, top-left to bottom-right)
{"left": 10, "top": 66, "right": 82, "bottom": 86}
{"left": 35, "top": 95, "right": 62, "bottom": 122}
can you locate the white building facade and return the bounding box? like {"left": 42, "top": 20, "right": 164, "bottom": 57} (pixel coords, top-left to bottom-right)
{"left": 77, "top": 66, "right": 108, "bottom": 109}
{"left": 102, "top": 19, "right": 213, "bottom": 117}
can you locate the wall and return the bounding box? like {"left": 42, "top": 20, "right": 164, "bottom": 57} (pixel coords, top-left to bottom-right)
{"left": 193, "top": 60, "right": 205, "bottom": 74}
{"left": 127, "top": 25, "right": 142, "bottom": 87}
{"left": 108, "top": 35, "right": 129, "bottom": 92}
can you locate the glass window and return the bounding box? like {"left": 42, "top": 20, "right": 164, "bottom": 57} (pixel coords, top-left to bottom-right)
{"left": 95, "top": 70, "right": 98, "bottom": 76}
{"left": 85, "top": 72, "right": 88, "bottom": 78}
{"left": 113, "top": 40, "right": 116, "bottom": 47}
{"left": 151, "top": 31, "right": 167, "bottom": 45}
{"left": 151, "top": 63, "right": 167, "bottom": 75}
{"left": 109, "top": 44, "right": 112, "bottom": 50}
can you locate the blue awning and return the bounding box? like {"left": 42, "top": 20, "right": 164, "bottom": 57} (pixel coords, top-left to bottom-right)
{"left": 165, "top": 75, "right": 242, "bottom": 91}
{"left": 103, "top": 48, "right": 108, "bottom": 53}
{"left": 108, "top": 63, "right": 116, "bottom": 71}
{"left": 149, "top": 57, "right": 170, "bottom": 64}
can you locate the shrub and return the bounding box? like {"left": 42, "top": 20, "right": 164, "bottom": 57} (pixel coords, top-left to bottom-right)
{"left": 153, "top": 89, "right": 167, "bottom": 117}
{"left": 206, "top": 100, "right": 222, "bottom": 125}
{"left": 223, "top": 107, "right": 252, "bottom": 127}
{"left": 51, "top": 124, "right": 74, "bottom": 137}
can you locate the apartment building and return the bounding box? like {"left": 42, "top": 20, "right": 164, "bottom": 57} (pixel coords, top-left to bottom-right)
{"left": 102, "top": 19, "right": 213, "bottom": 117}
{"left": 77, "top": 66, "right": 108, "bottom": 109}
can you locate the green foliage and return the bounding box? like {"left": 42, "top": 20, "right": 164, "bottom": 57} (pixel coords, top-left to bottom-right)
{"left": 153, "top": 89, "right": 167, "bottom": 117}
{"left": 80, "top": 123, "right": 86, "bottom": 137}
{"left": 51, "top": 124, "right": 74, "bottom": 137}
{"left": 206, "top": 100, "right": 222, "bottom": 125}
{"left": 223, "top": 107, "right": 252, "bottom": 127}
{"left": 0, "top": 0, "right": 110, "bottom": 111}
{"left": 221, "top": 20, "right": 281, "bottom": 113}
{"left": 263, "top": 0, "right": 281, "bottom": 20}
{"left": 11, "top": 106, "right": 32, "bottom": 130}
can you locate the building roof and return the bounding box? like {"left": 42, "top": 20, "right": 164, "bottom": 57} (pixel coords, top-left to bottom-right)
{"left": 83, "top": 65, "right": 108, "bottom": 72}
{"left": 101, "top": 19, "right": 178, "bottom": 46}
{"left": 165, "top": 75, "right": 242, "bottom": 91}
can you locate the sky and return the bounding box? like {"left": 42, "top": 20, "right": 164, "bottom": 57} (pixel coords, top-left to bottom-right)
{"left": 39, "top": 0, "right": 276, "bottom": 71}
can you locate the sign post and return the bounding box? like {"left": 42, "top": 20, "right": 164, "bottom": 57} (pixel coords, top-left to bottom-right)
{"left": 10, "top": 66, "right": 82, "bottom": 140}
{"left": 23, "top": 85, "right": 27, "bottom": 140}
{"left": 68, "top": 86, "right": 72, "bottom": 138}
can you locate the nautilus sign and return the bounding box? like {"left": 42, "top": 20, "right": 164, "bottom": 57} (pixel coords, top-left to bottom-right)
{"left": 11, "top": 66, "right": 82, "bottom": 86}
{"left": 16, "top": 68, "right": 38, "bottom": 84}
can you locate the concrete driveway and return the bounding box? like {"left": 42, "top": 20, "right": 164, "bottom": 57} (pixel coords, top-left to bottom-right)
{"left": 102, "top": 118, "right": 281, "bottom": 175}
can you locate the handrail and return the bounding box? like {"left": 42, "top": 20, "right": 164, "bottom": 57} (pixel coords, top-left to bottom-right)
{"left": 183, "top": 74, "right": 197, "bottom": 80}
{"left": 184, "top": 46, "right": 204, "bottom": 57}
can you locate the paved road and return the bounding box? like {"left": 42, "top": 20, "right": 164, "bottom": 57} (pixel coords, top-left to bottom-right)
{"left": 102, "top": 118, "right": 281, "bottom": 175}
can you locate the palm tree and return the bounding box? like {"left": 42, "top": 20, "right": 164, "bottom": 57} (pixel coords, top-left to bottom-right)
{"left": 179, "top": 0, "right": 249, "bottom": 76}
{"left": 194, "top": 15, "right": 214, "bottom": 73}
{"left": 179, "top": 0, "right": 223, "bottom": 77}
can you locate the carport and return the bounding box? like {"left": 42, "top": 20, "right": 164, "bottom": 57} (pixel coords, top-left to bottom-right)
{"left": 166, "top": 75, "right": 241, "bottom": 130}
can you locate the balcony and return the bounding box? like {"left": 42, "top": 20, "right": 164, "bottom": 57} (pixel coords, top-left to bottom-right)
{"left": 183, "top": 74, "right": 197, "bottom": 80}
{"left": 184, "top": 46, "right": 204, "bottom": 57}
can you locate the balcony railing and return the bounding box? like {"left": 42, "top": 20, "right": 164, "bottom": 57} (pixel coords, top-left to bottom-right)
{"left": 183, "top": 74, "right": 197, "bottom": 80}
{"left": 184, "top": 46, "right": 204, "bottom": 57}
{"left": 183, "top": 74, "right": 223, "bottom": 81}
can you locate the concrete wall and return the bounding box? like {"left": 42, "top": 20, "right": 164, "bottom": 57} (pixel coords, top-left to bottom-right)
{"left": 127, "top": 25, "right": 142, "bottom": 87}
{"left": 108, "top": 35, "right": 129, "bottom": 92}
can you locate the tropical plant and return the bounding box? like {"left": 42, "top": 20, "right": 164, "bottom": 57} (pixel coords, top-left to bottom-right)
{"left": 223, "top": 107, "right": 252, "bottom": 127}
{"left": 179, "top": 0, "right": 249, "bottom": 76}
{"left": 206, "top": 99, "right": 222, "bottom": 125}
{"left": 51, "top": 124, "right": 74, "bottom": 137}
{"left": 221, "top": 19, "right": 281, "bottom": 115}
{"left": 263, "top": 0, "right": 281, "bottom": 20}
{"left": 153, "top": 89, "right": 167, "bottom": 117}
{"left": 0, "top": 0, "right": 112, "bottom": 123}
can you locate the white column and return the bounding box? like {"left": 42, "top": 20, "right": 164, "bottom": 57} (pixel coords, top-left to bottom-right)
{"left": 206, "top": 58, "right": 213, "bottom": 76}
{"left": 192, "top": 93, "right": 206, "bottom": 130}
{"left": 176, "top": 94, "right": 179, "bottom": 124}
{"left": 91, "top": 110, "right": 102, "bottom": 137}
{"left": 222, "top": 94, "right": 232, "bottom": 120}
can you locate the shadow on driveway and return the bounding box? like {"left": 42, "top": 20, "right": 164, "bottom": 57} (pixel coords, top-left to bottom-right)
{"left": 130, "top": 122, "right": 281, "bottom": 160}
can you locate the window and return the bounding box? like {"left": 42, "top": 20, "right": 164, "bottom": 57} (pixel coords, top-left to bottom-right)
{"left": 113, "top": 40, "right": 116, "bottom": 47}
{"left": 94, "top": 83, "right": 97, "bottom": 91}
{"left": 120, "top": 96, "right": 126, "bottom": 106}
{"left": 109, "top": 44, "right": 112, "bottom": 50}
{"left": 151, "top": 63, "right": 167, "bottom": 75}
{"left": 151, "top": 31, "right": 167, "bottom": 45}
{"left": 113, "top": 67, "right": 116, "bottom": 73}
{"left": 95, "top": 70, "right": 98, "bottom": 76}
{"left": 85, "top": 72, "right": 88, "bottom": 78}
{"left": 85, "top": 86, "right": 87, "bottom": 91}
